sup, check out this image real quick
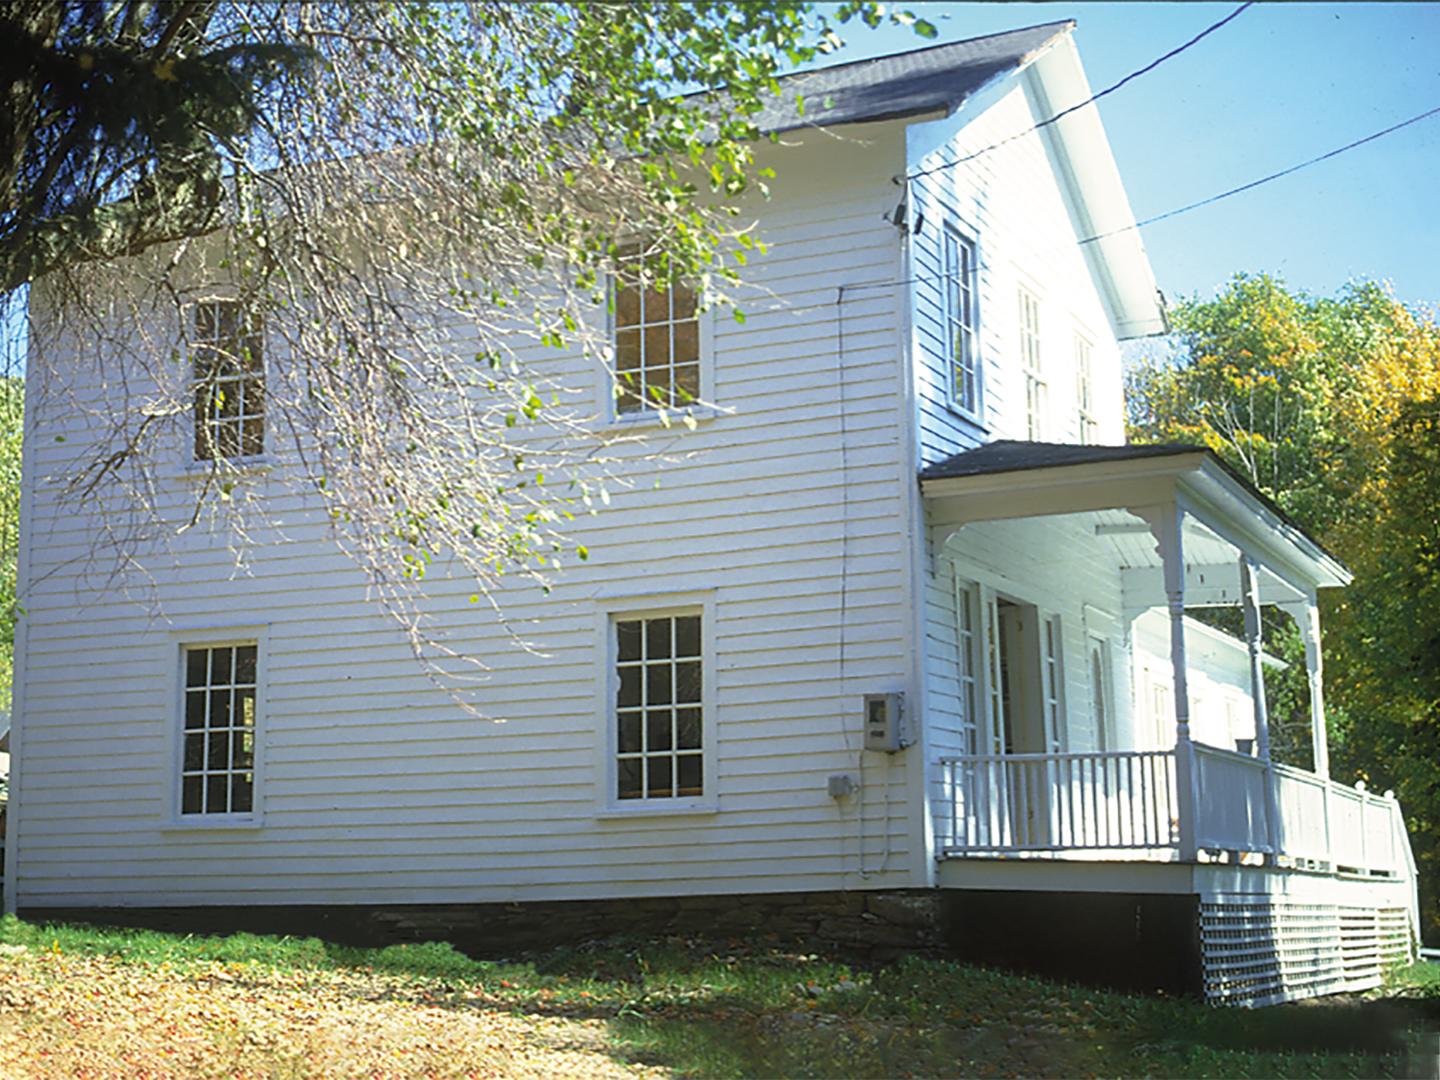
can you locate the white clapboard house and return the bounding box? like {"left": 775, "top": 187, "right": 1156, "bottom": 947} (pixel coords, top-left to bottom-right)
{"left": 5, "top": 22, "right": 1419, "bottom": 1005}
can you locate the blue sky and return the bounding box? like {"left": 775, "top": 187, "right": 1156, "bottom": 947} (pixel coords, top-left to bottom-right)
{"left": 825, "top": 2, "right": 1440, "bottom": 308}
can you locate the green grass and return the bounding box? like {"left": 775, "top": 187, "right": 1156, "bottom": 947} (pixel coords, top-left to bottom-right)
{"left": 2, "top": 914, "right": 1438, "bottom": 1078}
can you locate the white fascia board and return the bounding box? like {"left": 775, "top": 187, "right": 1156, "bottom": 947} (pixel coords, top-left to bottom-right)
{"left": 921, "top": 450, "right": 1349, "bottom": 592}
{"left": 1180, "top": 463, "right": 1352, "bottom": 591}
{"left": 921, "top": 451, "right": 1208, "bottom": 502}
{"left": 1024, "top": 37, "right": 1167, "bottom": 340}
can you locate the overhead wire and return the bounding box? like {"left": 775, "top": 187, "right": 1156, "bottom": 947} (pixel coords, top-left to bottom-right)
{"left": 730, "top": 98, "right": 1440, "bottom": 319}
{"left": 900, "top": 2, "right": 1255, "bottom": 183}
{"left": 1076, "top": 102, "right": 1440, "bottom": 246}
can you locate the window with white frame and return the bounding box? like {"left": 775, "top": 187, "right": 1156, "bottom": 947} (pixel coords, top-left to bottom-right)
{"left": 1149, "top": 676, "right": 1173, "bottom": 749}
{"left": 1088, "top": 636, "right": 1111, "bottom": 751}
{"left": 983, "top": 591, "right": 1006, "bottom": 754}
{"left": 954, "top": 579, "right": 980, "bottom": 755}
{"left": 613, "top": 243, "right": 700, "bottom": 414}
{"left": 942, "top": 228, "right": 980, "bottom": 416}
{"left": 614, "top": 612, "right": 703, "bottom": 799}
{"left": 1018, "top": 286, "right": 1045, "bottom": 440}
{"left": 1041, "top": 614, "right": 1064, "bottom": 752}
{"left": 1075, "top": 333, "right": 1098, "bottom": 445}
{"left": 193, "top": 299, "right": 265, "bottom": 460}
{"left": 180, "top": 642, "right": 258, "bottom": 815}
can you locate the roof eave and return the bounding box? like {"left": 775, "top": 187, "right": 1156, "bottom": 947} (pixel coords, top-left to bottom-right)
{"left": 1023, "top": 37, "right": 1167, "bottom": 340}
{"left": 1182, "top": 460, "right": 1352, "bottom": 590}
{"left": 919, "top": 447, "right": 1351, "bottom": 593}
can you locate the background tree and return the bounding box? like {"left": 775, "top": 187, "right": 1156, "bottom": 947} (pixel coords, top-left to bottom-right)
{"left": 0, "top": 371, "right": 18, "bottom": 712}
{"left": 4, "top": 1, "right": 932, "bottom": 685}
{"left": 1129, "top": 274, "right": 1440, "bottom": 933}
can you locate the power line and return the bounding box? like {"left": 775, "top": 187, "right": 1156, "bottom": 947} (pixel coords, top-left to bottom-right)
{"left": 738, "top": 100, "right": 1440, "bottom": 316}
{"left": 1078, "top": 102, "right": 1440, "bottom": 246}
{"left": 902, "top": 2, "right": 1254, "bottom": 183}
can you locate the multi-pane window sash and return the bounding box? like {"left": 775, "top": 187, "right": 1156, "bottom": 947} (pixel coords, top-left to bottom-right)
{"left": 1089, "top": 637, "right": 1111, "bottom": 752}
{"left": 615, "top": 614, "right": 703, "bottom": 800}
{"left": 955, "top": 580, "right": 980, "bottom": 756}
{"left": 1019, "top": 287, "right": 1045, "bottom": 440}
{"left": 1042, "top": 615, "right": 1064, "bottom": 752}
{"left": 193, "top": 300, "right": 264, "bottom": 460}
{"left": 1076, "top": 333, "right": 1098, "bottom": 445}
{"left": 613, "top": 245, "right": 700, "bottom": 413}
{"left": 181, "top": 643, "right": 258, "bottom": 815}
{"left": 943, "top": 230, "right": 979, "bottom": 414}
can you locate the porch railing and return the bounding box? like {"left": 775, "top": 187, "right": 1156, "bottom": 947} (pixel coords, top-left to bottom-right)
{"left": 935, "top": 745, "right": 1414, "bottom": 878}
{"left": 935, "top": 750, "right": 1178, "bottom": 853}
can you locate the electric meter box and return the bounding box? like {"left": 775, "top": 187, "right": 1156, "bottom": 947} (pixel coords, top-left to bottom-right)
{"left": 863, "top": 692, "right": 905, "bottom": 753}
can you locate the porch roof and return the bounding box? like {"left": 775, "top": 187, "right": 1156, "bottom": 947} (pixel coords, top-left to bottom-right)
{"left": 920, "top": 441, "right": 1351, "bottom": 595}
{"left": 920, "top": 440, "right": 1205, "bottom": 480}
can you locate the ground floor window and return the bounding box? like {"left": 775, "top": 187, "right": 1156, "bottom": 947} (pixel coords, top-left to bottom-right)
{"left": 1088, "top": 635, "right": 1113, "bottom": 752}
{"left": 181, "top": 642, "right": 258, "bottom": 815}
{"left": 615, "top": 612, "right": 703, "bottom": 800}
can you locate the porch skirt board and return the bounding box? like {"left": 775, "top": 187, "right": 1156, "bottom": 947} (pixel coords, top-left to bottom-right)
{"left": 1200, "top": 897, "right": 1411, "bottom": 1005}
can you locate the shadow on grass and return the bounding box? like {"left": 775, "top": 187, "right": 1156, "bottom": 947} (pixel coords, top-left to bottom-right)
{"left": 6, "top": 916, "right": 1440, "bottom": 1078}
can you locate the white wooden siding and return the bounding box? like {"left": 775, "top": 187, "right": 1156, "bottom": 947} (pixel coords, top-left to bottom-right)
{"left": 906, "top": 79, "right": 1128, "bottom": 465}
{"left": 14, "top": 124, "right": 922, "bottom": 907}
{"left": 1131, "top": 609, "right": 1262, "bottom": 752}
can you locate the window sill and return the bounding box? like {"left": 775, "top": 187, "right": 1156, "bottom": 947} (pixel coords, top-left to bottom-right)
{"left": 161, "top": 816, "right": 264, "bottom": 833}
{"left": 602, "top": 405, "right": 724, "bottom": 433}
{"left": 595, "top": 801, "right": 718, "bottom": 821}
{"left": 943, "top": 401, "right": 988, "bottom": 429}
{"left": 168, "top": 455, "right": 276, "bottom": 482}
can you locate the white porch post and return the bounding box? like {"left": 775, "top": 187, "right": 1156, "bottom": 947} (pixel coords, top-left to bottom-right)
{"left": 1281, "top": 593, "right": 1335, "bottom": 868}
{"left": 1279, "top": 595, "right": 1330, "bottom": 777}
{"left": 1141, "top": 502, "right": 1198, "bottom": 861}
{"left": 1239, "top": 555, "right": 1280, "bottom": 862}
{"left": 1292, "top": 596, "right": 1330, "bottom": 779}
{"left": 1238, "top": 556, "right": 1271, "bottom": 760}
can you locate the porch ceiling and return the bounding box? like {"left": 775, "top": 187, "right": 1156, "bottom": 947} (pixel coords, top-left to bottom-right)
{"left": 920, "top": 441, "right": 1351, "bottom": 597}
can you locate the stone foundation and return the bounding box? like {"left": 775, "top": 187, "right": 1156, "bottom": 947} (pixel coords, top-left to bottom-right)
{"left": 25, "top": 888, "right": 943, "bottom": 961}
{"left": 940, "top": 888, "right": 1205, "bottom": 996}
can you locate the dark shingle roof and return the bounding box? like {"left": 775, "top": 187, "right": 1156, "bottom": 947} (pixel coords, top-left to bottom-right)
{"left": 919, "top": 440, "right": 1206, "bottom": 481}
{"left": 757, "top": 21, "right": 1075, "bottom": 134}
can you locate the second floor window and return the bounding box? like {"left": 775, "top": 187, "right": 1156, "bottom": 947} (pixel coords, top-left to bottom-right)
{"left": 1076, "top": 333, "right": 1098, "bottom": 445}
{"left": 943, "top": 229, "right": 979, "bottom": 415}
{"left": 614, "top": 244, "right": 700, "bottom": 414}
{"left": 193, "top": 300, "right": 264, "bottom": 461}
{"left": 1018, "top": 287, "right": 1045, "bottom": 440}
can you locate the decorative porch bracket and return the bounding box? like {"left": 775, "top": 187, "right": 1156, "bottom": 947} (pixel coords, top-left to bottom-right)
{"left": 1131, "top": 500, "right": 1199, "bottom": 862}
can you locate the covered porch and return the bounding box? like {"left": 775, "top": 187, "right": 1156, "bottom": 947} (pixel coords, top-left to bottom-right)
{"left": 918, "top": 442, "right": 1417, "bottom": 917}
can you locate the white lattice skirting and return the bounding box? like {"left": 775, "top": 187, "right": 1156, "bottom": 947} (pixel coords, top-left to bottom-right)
{"left": 1200, "top": 898, "right": 1412, "bottom": 1005}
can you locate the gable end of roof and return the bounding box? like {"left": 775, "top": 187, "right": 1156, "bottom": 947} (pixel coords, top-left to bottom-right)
{"left": 755, "top": 21, "right": 1075, "bottom": 135}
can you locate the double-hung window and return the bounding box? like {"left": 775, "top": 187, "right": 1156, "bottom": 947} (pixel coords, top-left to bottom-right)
{"left": 193, "top": 299, "right": 265, "bottom": 461}
{"left": 1075, "top": 333, "right": 1098, "bottom": 445}
{"left": 180, "top": 642, "right": 258, "bottom": 817}
{"left": 1088, "top": 636, "right": 1112, "bottom": 751}
{"left": 614, "top": 612, "right": 704, "bottom": 800}
{"left": 1041, "top": 615, "right": 1065, "bottom": 753}
{"left": 954, "top": 579, "right": 980, "bottom": 756}
{"left": 1018, "top": 287, "right": 1045, "bottom": 440}
{"left": 613, "top": 244, "right": 701, "bottom": 414}
{"left": 942, "top": 229, "right": 980, "bottom": 416}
